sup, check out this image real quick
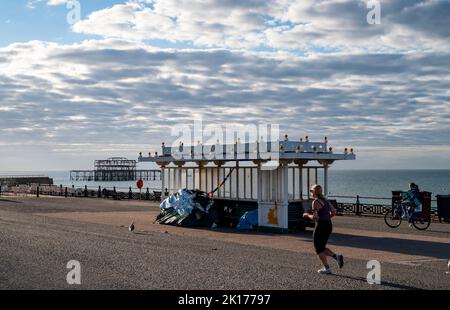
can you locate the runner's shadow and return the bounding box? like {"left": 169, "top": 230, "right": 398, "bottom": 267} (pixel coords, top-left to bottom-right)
{"left": 329, "top": 232, "right": 450, "bottom": 259}
{"left": 0, "top": 198, "right": 22, "bottom": 203}
{"left": 285, "top": 229, "right": 449, "bottom": 259}
{"left": 329, "top": 274, "right": 423, "bottom": 290}
{"left": 422, "top": 229, "right": 450, "bottom": 235}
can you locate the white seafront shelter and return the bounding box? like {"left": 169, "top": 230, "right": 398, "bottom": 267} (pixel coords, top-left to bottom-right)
{"left": 139, "top": 136, "right": 355, "bottom": 233}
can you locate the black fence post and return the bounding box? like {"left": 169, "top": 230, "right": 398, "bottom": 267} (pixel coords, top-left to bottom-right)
{"left": 84, "top": 185, "right": 88, "bottom": 197}
{"left": 113, "top": 186, "right": 117, "bottom": 200}
{"left": 37, "top": 185, "right": 40, "bottom": 198}
{"left": 0, "top": 185, "right": 2, "bottom": 197}
{"left": 146, "top": 187, "right": 150, "bottom": 200}
{"left": 128, "top": 187, "right": 133, "bottom": 200}
{"left": 60, "top": 184, "right": 63, "bottom": 196}
{"left": 72, "top": 185, "right": 75, "bottom": 197}
{"left": 65, "top": 187, "right": 68, "bottom": 198}
{"left": 355, "top": 195, "right": 361, "bottom": 216}
{"left": 98, "top": 186, "right": 102, "bottom": 198}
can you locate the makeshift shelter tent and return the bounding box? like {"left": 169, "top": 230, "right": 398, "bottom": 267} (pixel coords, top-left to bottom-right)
{"left": 139, "top": 136, "right": 355, "bottom": 233}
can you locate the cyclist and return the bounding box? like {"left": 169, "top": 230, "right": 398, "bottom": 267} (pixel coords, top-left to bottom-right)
{"left": 403, "top": 183, "right": 422, "bottom": 224}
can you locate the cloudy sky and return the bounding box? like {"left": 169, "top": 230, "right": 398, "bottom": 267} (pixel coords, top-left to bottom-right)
{"left": 0, "top": 0, "right": 449, "bottom": 170}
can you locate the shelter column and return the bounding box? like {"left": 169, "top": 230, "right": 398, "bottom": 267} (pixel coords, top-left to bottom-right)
{"left": 295, "top": 160, "right": 308, "bottom": 201}
{"left": 299, "top": 166, "right": 303, "bottom": 200}
{"left": 160, "top": 165, "right": 166, "bottom": 201}
{"left": 217, "top": 166, "right": 220, "bottom": 197}
{"left": 324, "top": 164, "right": 329, "bottom": 198}
{"left": 168, "top": 168, "right": 171, "bottom": 195}
{"left": 197, "top": 161, "right": 206, "bottom": 192}
{"left": 307, "top": 168, "right": 310, "bottom": 200}
{"left": 256, "top": 162, "right": 263, "bottom": 228}
{"left": 281, "top": 163, "right": 289, "bottom": 230}
{"left": 256, "top": 162, "right": 262, "bottom": 204}
{"left": 236, "top": 161, "right": 239, "bottom": 200}
{"left": 174, "top": 161, "right": 185, "bottom": 191}
{"left": 318, "top": 159, "right": 333, "bottom": 198}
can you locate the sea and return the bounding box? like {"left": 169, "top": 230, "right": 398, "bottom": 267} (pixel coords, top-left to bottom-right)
{"left": 1, "top": 170, "right": 449, "bottom": 208}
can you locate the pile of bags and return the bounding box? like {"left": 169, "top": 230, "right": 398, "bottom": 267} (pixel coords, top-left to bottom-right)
{"left": 156, "top": 189, "right": 220, "bottom": 228}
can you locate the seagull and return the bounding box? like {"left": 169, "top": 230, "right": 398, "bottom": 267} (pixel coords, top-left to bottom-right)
{"left": 128, "top": 221, "right": 135, "bottom": 232}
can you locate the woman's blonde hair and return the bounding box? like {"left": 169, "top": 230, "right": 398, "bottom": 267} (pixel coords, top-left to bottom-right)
{"left": 310, "top": 184, "right": 324, "bottom": 198}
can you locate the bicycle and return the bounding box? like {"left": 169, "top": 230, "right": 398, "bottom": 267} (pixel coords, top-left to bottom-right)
{"left": 384, "top": 198, "right": 430, "bottom": 230}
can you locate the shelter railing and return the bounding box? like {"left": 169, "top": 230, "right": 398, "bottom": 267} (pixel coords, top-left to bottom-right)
{"left": 0, "top": 184, "right": 163, "bottom": 201}
{"left": 328, "top": 195, "right": 439, "bottom": 217}
{"left": 0, "top": 186, "right": 442, "bottom": 219}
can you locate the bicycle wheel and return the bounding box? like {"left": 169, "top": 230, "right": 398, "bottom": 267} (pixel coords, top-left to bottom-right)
{"left": 412, "top": 213, "right": 431, "bottom": 230}
{"left": 384, "top": 208, "right": 402, "bottom": 228}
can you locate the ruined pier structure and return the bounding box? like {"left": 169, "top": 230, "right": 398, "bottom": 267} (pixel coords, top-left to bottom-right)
{"left": 70, "top": 157, "right": 161, "bottom": 182}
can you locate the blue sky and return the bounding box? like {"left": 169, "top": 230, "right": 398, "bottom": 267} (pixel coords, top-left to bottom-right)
{"left": 0, "top": 1, "right": 135, "bottom": 46}
{"left": 2, "top": 1, "right": 85, "bottom": 45}
{"left": 0, "top": 0, "right": 450, "bottom": 170}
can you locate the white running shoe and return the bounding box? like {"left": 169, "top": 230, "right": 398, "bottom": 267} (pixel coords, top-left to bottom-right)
{"left": 317, "top": 267, "right": 332, "bottom": 274}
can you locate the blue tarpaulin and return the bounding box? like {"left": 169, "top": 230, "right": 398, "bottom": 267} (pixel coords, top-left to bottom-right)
{"left": 237, "top": 209, "right": 258, "bottom": 231}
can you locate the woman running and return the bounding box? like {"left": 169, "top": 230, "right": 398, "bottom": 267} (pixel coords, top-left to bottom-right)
{"left": 303, "top": 184, "right": 344, "bottom": 274}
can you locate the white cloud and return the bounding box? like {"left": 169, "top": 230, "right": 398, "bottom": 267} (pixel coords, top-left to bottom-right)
{"left": 71, "top": 0, "right": 450, "bottom": 54}
{"left": 26, "top": 1, "right": 38, "bottom": 9}
{"left": 47, "top": 0, "right": 67, "bottom": 5}
{"left": 1, "top": 39, "right": 449, "bottom": 155}
{"left": 26, "top": 0, "right": 68, "bottom": 9}
{"left": 3, "top": 1, "right": 450, "bottom": 169}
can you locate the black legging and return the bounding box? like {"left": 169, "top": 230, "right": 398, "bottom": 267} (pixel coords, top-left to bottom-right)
{"left": 313, "top": 220, "right": 332, "bottom": 254}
